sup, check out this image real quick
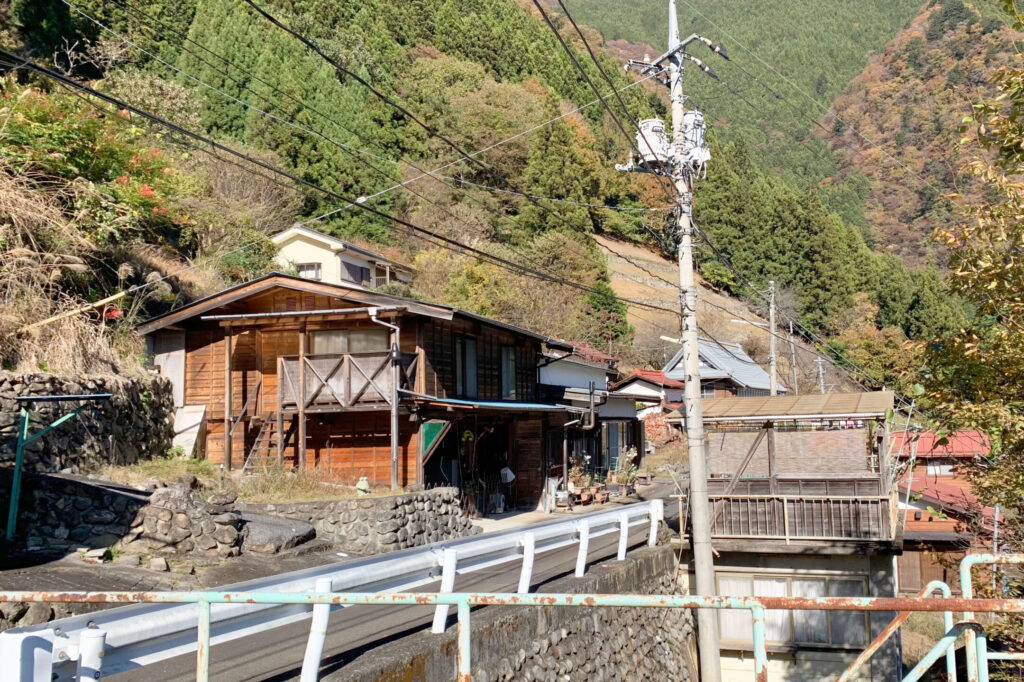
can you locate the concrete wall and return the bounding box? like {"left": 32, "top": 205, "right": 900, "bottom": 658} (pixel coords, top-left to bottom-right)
{"left": 706, "top": 427, "right": 872, "bottom": 476}
{"left": 328, "top": 545, "right": 696, "bottom": 682}
{"left": 239, "top": 487, "right": 479, "bottom": 555}
{"left": 0, "top": 372, "right": 174, "bottom": 473}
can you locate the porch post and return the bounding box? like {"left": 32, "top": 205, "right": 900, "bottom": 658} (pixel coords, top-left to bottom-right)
{"left": 276, "top": 356, "right": 284, "bottom": 465}
{"left": 223, "top": 324, "right": 233, "bottom": 471}
{"left": 298, "top": 324, "right": 307, "bottom": 471}
{"left": 390, "top": 325, "right": 400, "bottom": 490}
{"left": 767, "top": 420, "right": 777, "bottom": 493}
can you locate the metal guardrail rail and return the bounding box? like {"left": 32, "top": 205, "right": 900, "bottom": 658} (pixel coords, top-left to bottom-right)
{"left": 0, "top": 500, "right": 663, "bottom": 681}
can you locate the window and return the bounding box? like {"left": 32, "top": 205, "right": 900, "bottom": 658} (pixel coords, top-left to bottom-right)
{"left": 717, "top": 573, "right": 868, "bottom": 648}
{"left": 309, "top": 329, "right": 388, "bottom": 354}
{"left": 926, "top": 459, "right": 955, "bottom": 478}
{"left": 501, "top": 345, "right": 516, "bottom": 399}
{"left": 455, "top": 336, "right": 478, "bottom": 398}
{"left": 700, "top": 383, "right": 716, "bottom": 399}
{"left": 296, "top": 263, "right": 322, "bottom": 281}
{"left": 340, "top": 259, "right": 370, "bottom": 285}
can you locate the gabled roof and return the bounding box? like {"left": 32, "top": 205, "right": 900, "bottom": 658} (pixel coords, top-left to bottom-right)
{"left": 614, "top": 369, "right": 685, "bottom": 390}
{"left": 136, "top": 273, "right": 570, "bottom": 349}
{"left": 543, "top": 340, "right": 618, "bottom": 370}
{"left": 272, "top": 224, "right": 413, "bottom": 272}
{"left": 892, "top": 430, "right": 989, "bottom": 459}
{"left": 666, "top": 392, "right": 893, "bottom": 422}
{"left": 663, "top": 338, "right": 784, "bottom": 392}
{"left": 899, "top": 477, "right": 999, "bottom": 531}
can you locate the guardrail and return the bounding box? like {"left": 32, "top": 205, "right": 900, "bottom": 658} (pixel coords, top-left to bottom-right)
{"left": 3, "top": 588, "right": 1024, "bottom": 682}
{"left": 0, "top": 499, "right": 663, "bottom": 681}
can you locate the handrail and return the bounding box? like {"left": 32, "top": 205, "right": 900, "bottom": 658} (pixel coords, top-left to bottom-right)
{"left": 0, "top": 500, "right": 662, "bottom": 679}
{"left": 229, "top": 377, "right": 262, "bottom": 437}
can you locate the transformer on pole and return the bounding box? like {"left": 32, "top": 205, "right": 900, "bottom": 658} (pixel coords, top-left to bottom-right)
{"left": 617, "top": 3, "right": 728, "bottom": 680}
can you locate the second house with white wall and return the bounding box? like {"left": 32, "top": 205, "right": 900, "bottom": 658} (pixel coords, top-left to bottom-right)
{"left": 272, "top": 224, "right": 414, "bottom": 289}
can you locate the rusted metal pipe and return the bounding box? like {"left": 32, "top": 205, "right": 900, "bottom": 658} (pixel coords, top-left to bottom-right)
{"left": 904, "top": 621, "right": 987, "bottom": 682}
{"left": 838, "top": 581, "right": 954, "bottom": 682}
{"left": 961, "top": 554, "right": 1024, "bottom": 680}
{"left": 456, "top": 599, "right": 471, "bottom": 681}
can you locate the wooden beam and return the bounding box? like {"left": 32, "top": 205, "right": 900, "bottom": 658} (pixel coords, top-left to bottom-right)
{"left": 223, "top": 325, "right": 233, "bottom": 471}
{"left": 276, "top": 356, "right": 284, "bottom": 466}
{"left": 298, "top": 324, "right": 307, "bottom": 471}
{"left": 711, "top": 423, "right": 769, "bottom": 524}
{"left": 767, "top": 421, "right": 777, "bottom": 493}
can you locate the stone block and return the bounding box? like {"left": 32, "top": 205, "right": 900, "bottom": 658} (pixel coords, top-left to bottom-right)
{"left": 212, "top": 525, "right": 238, "bottom": 545}
{"left": 173, "top": 513, "right": 190, "bottom": 529}
{"left": 149, "top": 557, "right": 169, "bottom": 572}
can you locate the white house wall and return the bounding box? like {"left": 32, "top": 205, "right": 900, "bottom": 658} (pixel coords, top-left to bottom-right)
{"left": 275, "top": 233, "right": 343, "bottom": 283}
{"left": 597, "top": 396, "right": 638, "bottom": 419}
{"left": 539, "top": 360, "right": 609, "bottom": 391}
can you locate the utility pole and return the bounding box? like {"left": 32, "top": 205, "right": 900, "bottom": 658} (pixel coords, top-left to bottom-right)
{"left": 816, "top": 356, "right": 826, "bottom": 395}
{"left": 768, "top": 280, "right": 777, "bottom": 396}
{"left": 619, "top": 6, "right": 727, "bottom": 680}
{"left": 788, "top": 321, "right": 799, "bottom": 395}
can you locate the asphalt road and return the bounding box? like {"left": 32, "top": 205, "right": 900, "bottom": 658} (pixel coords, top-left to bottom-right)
{"left": 110, "top": 524, "right": 654, "bottom": 681}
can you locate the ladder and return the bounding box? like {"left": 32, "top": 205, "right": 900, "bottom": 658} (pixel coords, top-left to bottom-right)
{"left": 241, "top": 414, "right": 277, "bottom": 474}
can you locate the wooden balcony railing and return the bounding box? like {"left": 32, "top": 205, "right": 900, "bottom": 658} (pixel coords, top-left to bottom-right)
{"left": 277, "top": 351, "right": 417, "bottom": 412}
{"left": 697, "top": 475, "right": 897, "bottom": 544}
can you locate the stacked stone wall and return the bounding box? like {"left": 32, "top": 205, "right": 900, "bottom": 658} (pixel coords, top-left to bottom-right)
{"left": 121, "top": 487, "right": 245, "bottom": 558}
{"left": 240, "top": 487, "right": 478, "bottom": 554}
{"left": 0, "top": 371, "right": 174, "bottom": 473}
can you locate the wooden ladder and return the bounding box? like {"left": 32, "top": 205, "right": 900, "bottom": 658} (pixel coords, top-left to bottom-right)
{"left": 241, "top": 414, "right": 276, "bottom": 474}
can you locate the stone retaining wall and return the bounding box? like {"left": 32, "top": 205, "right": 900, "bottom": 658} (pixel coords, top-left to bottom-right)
{"left": 0, "top": 371, "right": 174, "bottom": 473}
{"left": 240, "top": 487, "right": 478, "bottom": 554}
{"left": 329, "top": 545, "right": 696, "bottom": 682}
{"left": 121, "top": 487, "right": 245, "bottom": 558}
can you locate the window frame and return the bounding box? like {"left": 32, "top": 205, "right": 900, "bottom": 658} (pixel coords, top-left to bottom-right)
{"left": 715, "top": 572, "right": 870, "bottom": 649}
{"left": 454, "top": 335, "right": 478, "bottom": 399}
{"left": 500, "top": 345, "right": 516, "bottom": 400}
{"left": 296, "top": 262, "right": 322, "bottom": 281}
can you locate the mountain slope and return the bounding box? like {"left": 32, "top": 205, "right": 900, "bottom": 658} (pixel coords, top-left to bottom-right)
{"left": 557, "top": 0, "right": 923, "bottom": 185}
{"left": 822, "top": 0, "right": 1021, "bottom": 265}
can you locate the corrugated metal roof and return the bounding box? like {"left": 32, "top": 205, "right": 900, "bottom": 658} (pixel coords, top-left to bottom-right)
{"left": 666, "top": 392, "right": 893, "bottom": 421}
{"left": 891, "top": 430, "right": 989, "bottom": 459}
{"left": 663, "top": 338, "right": 782, "bottom": 391}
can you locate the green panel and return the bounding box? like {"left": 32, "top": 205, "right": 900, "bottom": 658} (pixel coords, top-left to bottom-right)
{"left": 421, "top": 420, "right": 448, "bottom": 456}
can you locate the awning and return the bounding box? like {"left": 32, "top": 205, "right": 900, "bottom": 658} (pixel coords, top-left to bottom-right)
{"left": 409, "top": 395, "right": 582, "bottom": 413}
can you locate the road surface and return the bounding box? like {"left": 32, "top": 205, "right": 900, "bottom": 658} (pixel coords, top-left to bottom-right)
{"left": 111, "top": 521, "right": 657, "bottom": 680}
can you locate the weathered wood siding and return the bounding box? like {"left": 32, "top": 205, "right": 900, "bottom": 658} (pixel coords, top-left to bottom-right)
{"left": 420, "top": 318, "right": 539, "bottom": 401}
{"left": 511, "top": 417, "right": 546, "bottom": 503}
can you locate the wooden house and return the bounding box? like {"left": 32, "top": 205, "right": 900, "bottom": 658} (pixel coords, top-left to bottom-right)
{"left": 138, "top": 273, "right": 575, "bottom": 507}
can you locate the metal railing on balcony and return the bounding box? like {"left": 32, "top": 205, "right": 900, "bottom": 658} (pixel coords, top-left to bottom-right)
{"left": 278, "top": 350, "right": 417, "bottom": 412}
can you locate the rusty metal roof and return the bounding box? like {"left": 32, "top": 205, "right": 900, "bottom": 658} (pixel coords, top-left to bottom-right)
{"left": 666, "top": 392, "right": 894, "bottom": 422}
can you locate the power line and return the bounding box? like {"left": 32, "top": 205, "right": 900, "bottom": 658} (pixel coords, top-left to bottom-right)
{"left": 5, "top": 50, "right": 693, "bottom": 327}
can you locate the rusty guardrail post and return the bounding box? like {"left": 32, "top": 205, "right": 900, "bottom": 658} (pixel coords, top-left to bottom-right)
{"left": 750, "top": 604, "right": 768, "bottom": 682}
{"left": 838, "top": 580, "right": 955, "bottom": 682}
{"left": 961, "top": 554, "right": 1024, "bottom": 680}
{"left": 904, "top": 621, "right": 987, "bottom": 682}
{"left": 456, "top": 597, "right": 471, "bottom": 681}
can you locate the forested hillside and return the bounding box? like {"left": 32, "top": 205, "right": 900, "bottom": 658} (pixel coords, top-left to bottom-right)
{"left": 0, "top": 0, "right": 965, "bottom": 382}
{"left": 824, "top": 0, "right": 1021, "bottom": 265}
{"left": 558, "top": 0, "right": 923, "bottom": 185}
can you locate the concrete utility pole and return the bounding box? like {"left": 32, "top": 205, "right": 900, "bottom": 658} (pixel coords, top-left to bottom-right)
{"left": 816, "top": 356, "right": 826, "bottom": 395}
{"left": 768, "top": 280, "right": 778, "bottom": 396}
{"left": 619, "top": 5, "right": 727, "bottom": 680}
{"left": 788, "top": 321, "right": 799, "bottom": 395}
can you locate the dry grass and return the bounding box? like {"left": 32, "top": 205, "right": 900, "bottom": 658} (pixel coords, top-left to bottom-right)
{"left": 101, "top": 458, "right": 223, "bottom": 490}
{"left": 237, "top": 465, "right": 401, "bottom": 503}
{"left": 902, "top": 611, "right": 949, "bottom": 669}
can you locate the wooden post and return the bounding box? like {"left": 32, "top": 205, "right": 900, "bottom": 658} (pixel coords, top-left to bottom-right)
{"left": 223, "top": 325, "right": 233, "bottom": 471}
{"left": 390, "top": 326, "right": 400, "bottom": 490}
{"left": 767, "top": 421, "right": 777, "bottom": 493}
{"left": 298, "top": 324, "right": 307, "bottom": 471}
{"left": 276, "top": 356, "right": 284, "bottom": 466}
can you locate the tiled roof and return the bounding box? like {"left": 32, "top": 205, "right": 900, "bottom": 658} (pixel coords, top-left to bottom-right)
{"left": 892, "top": 430, "right": 989, "bottom": 459}
{"left": 618, "top": 369, "right": 685, "bottom": 390}
{"left": 899, "top": 475, "right": 999, "bottom": 530}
